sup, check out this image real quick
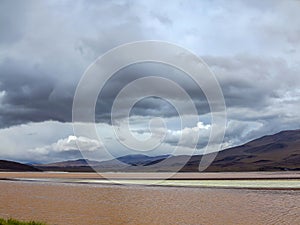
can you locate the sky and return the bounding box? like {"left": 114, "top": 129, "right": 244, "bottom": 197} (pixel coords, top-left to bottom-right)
{"left": 0, "top": 0, "right": 300, "bottom": 163}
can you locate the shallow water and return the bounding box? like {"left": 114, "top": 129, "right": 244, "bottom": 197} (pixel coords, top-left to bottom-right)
{"left": 0, "top": 180, "right": 299, "bottom": 225}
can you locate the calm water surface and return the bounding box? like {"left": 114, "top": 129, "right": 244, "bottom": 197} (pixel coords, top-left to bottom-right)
{"left": 0, "top": 180, "right": 299, "bottom": 225}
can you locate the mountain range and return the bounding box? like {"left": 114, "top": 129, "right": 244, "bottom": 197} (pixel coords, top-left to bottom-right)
{"left": 1, "top": 129, "right": 299, "bottom": 172}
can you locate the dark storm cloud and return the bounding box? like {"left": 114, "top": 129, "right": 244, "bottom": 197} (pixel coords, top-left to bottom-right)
{"left": 0, "top": 0, "right": 158, "bottom": 128}
{"left": 95, "top": 63, "right": 210, "bottom": 123}
{"left": 1, "top": 51, "right": 299, "bottom": 131}
{"left": 205, "top": 54, "right": 300, "bottom": 109}
{"left": 0, "top": 58, "right": 75, "bottom": 128}
{"left": 204, "top": 54, "right": 300, "bottom": 141}
{"left": 0, "top": 54, "right": 210, "bottom": 128}
{"left": 0, "top": 58, "right": 211, "bottom": 128}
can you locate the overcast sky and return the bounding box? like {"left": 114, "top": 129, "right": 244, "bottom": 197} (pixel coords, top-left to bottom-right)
{"left": 0, "top": 0, "right": 300, "bottom": 163}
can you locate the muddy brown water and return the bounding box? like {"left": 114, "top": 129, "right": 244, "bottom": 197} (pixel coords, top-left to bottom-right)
{"left": 0, "top": 179, "right": 299, "bottom": 225}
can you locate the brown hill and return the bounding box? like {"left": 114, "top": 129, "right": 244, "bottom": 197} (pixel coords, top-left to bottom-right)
{"left": 0, "top": 160, "right": 41, "bottom": 172}
{"left": 182, "top": 129, "right": 300, "bottom": 172}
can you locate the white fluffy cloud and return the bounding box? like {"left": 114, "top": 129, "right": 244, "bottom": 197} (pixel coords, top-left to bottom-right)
{"left": 128, "top": 121, "right": 212, "bottom": 150}
{"left": 165, "top": 122, "right": 211, "bottom": 148}
{"left": 32, "top": 135, "right": 102, "bottom": 155}
{"left": 0, "top": 121, "right": 105, "bottom": 163}
{"left": 165, "top": 122, "right": 211, "bottom": 144}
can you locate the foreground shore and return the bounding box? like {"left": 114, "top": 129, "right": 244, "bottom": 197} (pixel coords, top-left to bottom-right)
{"left": 0, "top": 174, "right": 300, "bottom": 225}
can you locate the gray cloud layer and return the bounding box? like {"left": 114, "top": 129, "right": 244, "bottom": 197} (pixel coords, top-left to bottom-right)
{"left": 0, "top": 0, "right": 300, "bottom": 162}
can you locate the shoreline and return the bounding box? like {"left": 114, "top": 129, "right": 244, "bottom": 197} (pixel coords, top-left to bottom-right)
{"left": 1, "top": 171, "right": 300, "bottom": 180}
{"left": 1, "top": 177, "right": 300, "bottom": 191}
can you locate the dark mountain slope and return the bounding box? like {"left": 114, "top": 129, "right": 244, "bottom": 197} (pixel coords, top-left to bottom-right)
{"left": 181, "top": 129, "right": 300, "bottom": 172}
{"left": 0, "top": 160, "right": 41, "bottom": 172}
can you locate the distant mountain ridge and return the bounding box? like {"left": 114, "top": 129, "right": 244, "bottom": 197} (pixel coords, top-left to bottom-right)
{"left": 5, "top": 129, "right": 300, "bottom": 172}
{"left": 35, "top": 154, "right": 172, "bottom": 172}
{"left": 38, "top": 159, "right": 101, "bottom": 167}
{"left": 113, "top": 154, "right": 171, "bottom": 166}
